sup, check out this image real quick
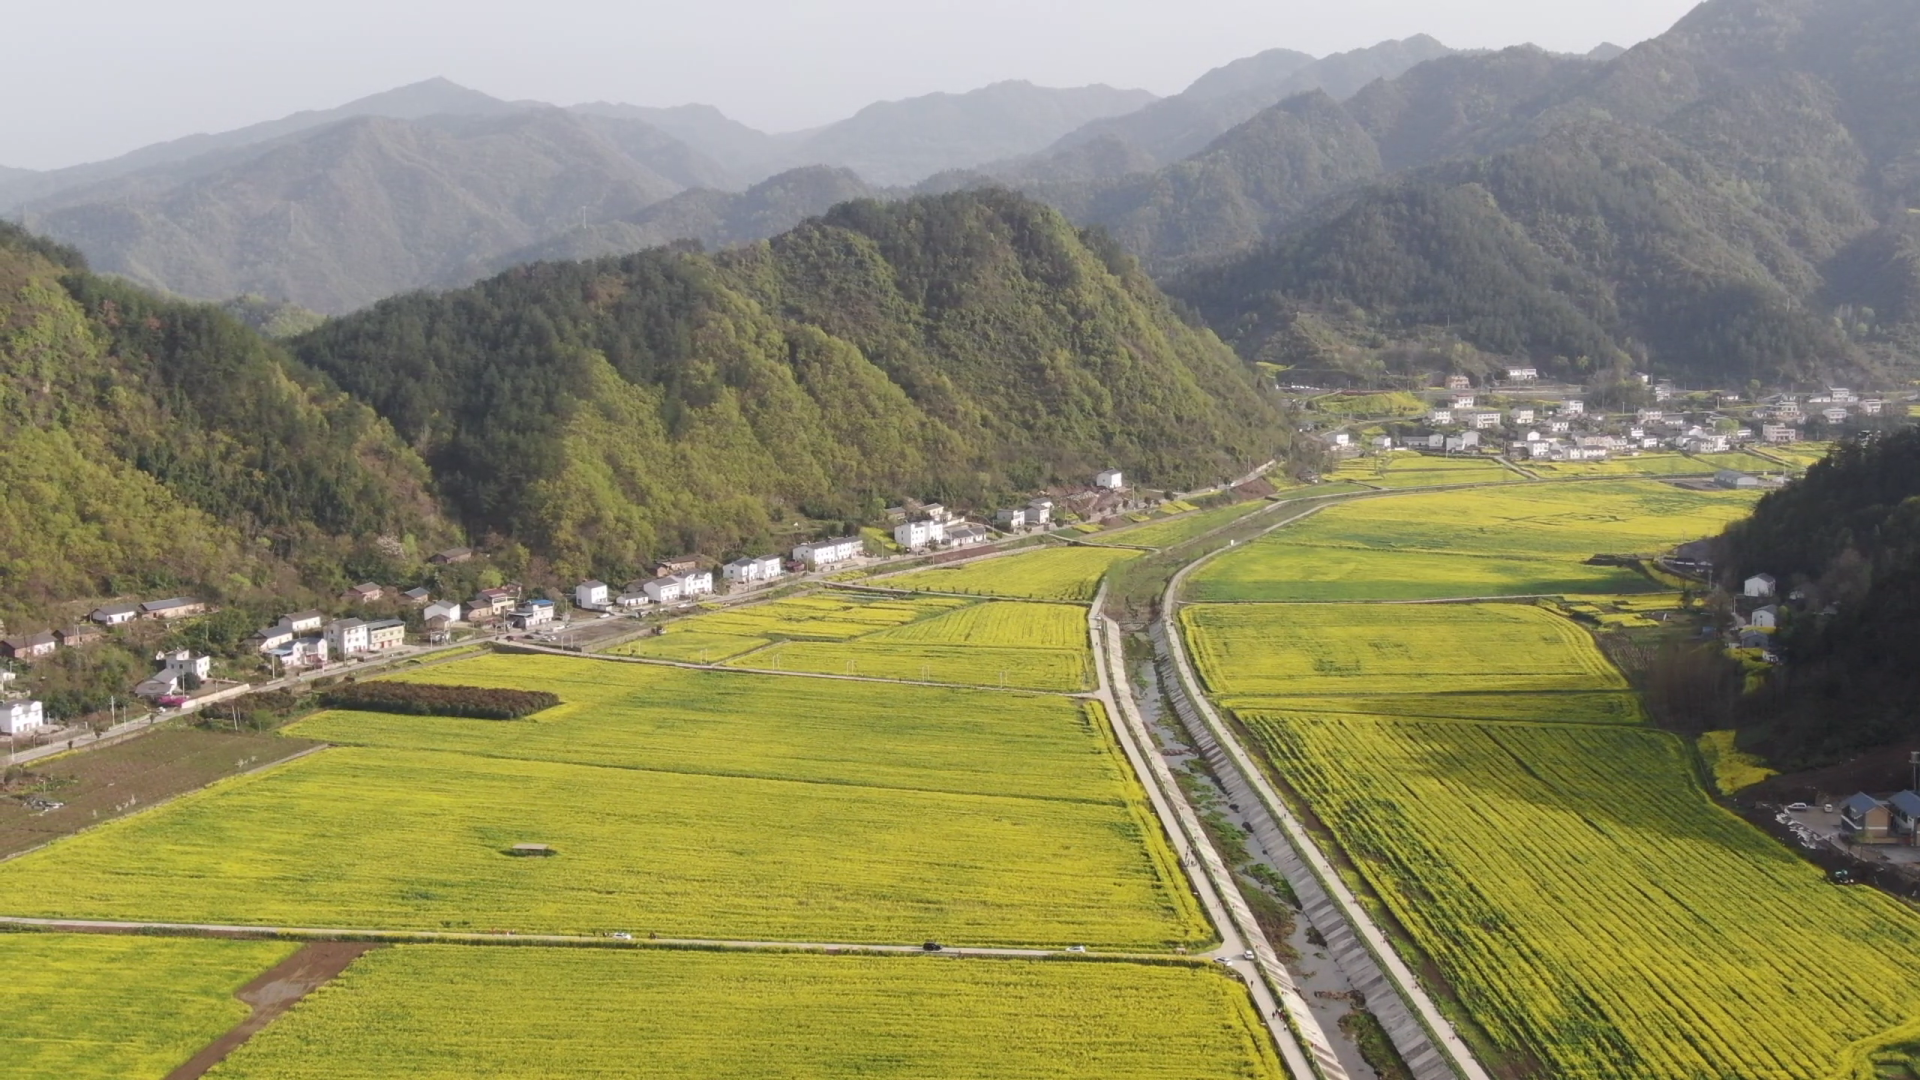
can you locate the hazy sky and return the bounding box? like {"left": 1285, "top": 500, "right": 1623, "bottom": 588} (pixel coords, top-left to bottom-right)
{"left": 5, "top": 0, "right": 1705, "bottom": 171}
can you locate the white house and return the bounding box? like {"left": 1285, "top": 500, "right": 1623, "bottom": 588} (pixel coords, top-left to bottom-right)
{"left": 1, "top": 699, "right": 46, "bottom": 735}
{"left": 282, "top": 637, "right": 329, "bottom": 668}
{"left": 1505, "top": 366, "right": 1538, "bottom": 381}
{"left": 894, "top": 520, "right": 947, "bottom": 550}
{"left": 1471, "top": 412, "right": 1502, "bottom": 430}
{"left": 575, "top": 580, "right": 610, "bottom": 610}
{"left": 1562, "top": 399, "right": 1586, "bottom": 416}
{"left": 1512, "top": 409, "right": 1535, "bottom": 425}
{"left": 253, "top": 623, "right": 295, "bottom": 652}
{"left": 947, "top": 523, "right": 991, "bottom": 548}
{"left": 282, "top": 610, "right": 324, "bottom": 634}
{"left": 1372, "top": 436, "right": 1395, "bottom": 450}
{"left": 325, "top": 618, "right": 369, "bottom": 657}
{"left": 1094, "top": 469, "right": 1125, "bottom": 490}
{"left": 89, "top": 603, "right": 141, "bottom": 626}
{"left": 682, "top": 571, "right": 715, "bottom": 597}
{"left": 1451, "top": 394, "right": 1477, "bottom": 409}
{"left": 1324, "top": 431, "right": 1353, "bottom": 448}
{"left": 156, "top": 650, "right": 212, "bottom": 682}
{"left": 1446, "top": 374, "right": 1472, "bottom": 391}
{"left": 724, "top": 555, "right": 785, "bottom": 585}
{"left": 1823, "top": 407, "right": 1849, "bottom": 424}
{"left": 364, "top": 619, "right": 406, "bottom": 651}
{"left": 1751, "top": 605, "right": 1780, "bottom": 630}
{"left": 1745, "top": 574, "right": 1777, "bottom": 599}
{"left": 644, "top": 576, "right": 687, "bottom": 604}
{"left": 1026, "top": 499, "right": 1054, "bottom": 526}
{"left": 424, "top": 601, "right": 462, "bottom": 625}
{"left": 1550, "top": 419, "right": 1572, "bottom": 434}
{"left": 1761, "top": 424, "right": 1798, "bottom": 444}
{"left": 793, "top": 537, "right": 865, "bottom": 569}
{"left": 510, "top": 600, "right": 556, "bottom": 629}
{"left": 1429, "top": 408, "right": 1455, "bottom": 425}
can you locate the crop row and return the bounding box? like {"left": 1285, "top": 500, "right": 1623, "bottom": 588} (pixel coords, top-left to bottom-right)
{"left": 1242, "top": 711, "right": 1920, "bottom": 1079}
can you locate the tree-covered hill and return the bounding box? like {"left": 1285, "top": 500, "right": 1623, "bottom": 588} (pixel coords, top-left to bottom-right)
{"left": 1718, "top": 430, "right": 1920, "bottom": 761}
{"left": 293, "top": 190, "right": 1288, "bottom": 580}
{"left": 0, "top": 223, "right": 457, "bottom": 628}
{"left": 1164, "top": 0, "right": 1920, "bottom": 385}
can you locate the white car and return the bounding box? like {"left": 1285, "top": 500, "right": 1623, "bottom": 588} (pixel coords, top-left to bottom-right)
{"left": 1785, "top": 802, "right": 1811, "bottom": 812}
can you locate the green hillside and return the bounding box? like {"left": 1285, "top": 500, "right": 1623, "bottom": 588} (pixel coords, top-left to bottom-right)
{"left": 0, "top": 223, "right": 456, "bottom": 627}
{"left": 294, "top": 190, "right": 1287, "bottom": 580}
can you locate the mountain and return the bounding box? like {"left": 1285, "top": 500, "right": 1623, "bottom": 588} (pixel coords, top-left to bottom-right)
{"left": 23, "top": 109, "right": 724, "bottom": 313}
{"left": 0, "top": 222, "right": 456, "bottom": 629}
{"left": 1169, "top": 0, "right": 1920, "bottom": 386}
{"left": 0, "top": 78, "right": 522, "bottom": 212}
{"left": 773, "top": 81, "right": 1159, "bottom": 186}
{"left": 488, "top": 166, "right": 878, "bottom": 270}
{"left": 568, "top": 102, "right": 781, "bottom": 188}
{"left": 1041, "top": 37, "right": 1455, "bottom": 171}
{"left": 290, "top": 190, "right": 1287, "bottom": 579}
{"left": 1718, "top": 430, "right": 1920, "bottom": 762}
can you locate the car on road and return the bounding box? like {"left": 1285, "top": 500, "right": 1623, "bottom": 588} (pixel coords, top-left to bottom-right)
{"left": 1065, "top": 945, "right": 1086, "bottom": 953}
{"left": 1242, "top": 950, "right": 1255, "bottom": 960}
{"left": 1786, "top": 802, "right": 1811, "bottom": 812}
{"left": 922, "top": 941, "right": 944, "bottom": 952}
{"left": 609, "top": 932, "right": 633, "bottom": 940}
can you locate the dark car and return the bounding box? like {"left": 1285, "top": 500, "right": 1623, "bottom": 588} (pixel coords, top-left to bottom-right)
{"left": 922, "top": 941, "right": 944, "bottom": 952}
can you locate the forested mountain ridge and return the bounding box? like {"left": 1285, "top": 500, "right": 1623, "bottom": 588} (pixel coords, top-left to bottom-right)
{"left": 1164, "top": 0, "right": 1920, "bottom": 386}
{"left": 0, "top": 222, "right": 458, "bottom": 628}
{"left": 292, "top": 190, "right": 1287, "bottom": 580}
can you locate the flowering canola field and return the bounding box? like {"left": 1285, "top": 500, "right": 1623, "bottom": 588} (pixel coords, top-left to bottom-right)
{"left": 1188, "top": 481, "right": 1756, "bottom": 601}
{"left": 1, "top": 933, "right": 294, "bottom": 1080}
{"left": 733, "top": 600, "right": 1094, "bottom": 690}
{"left": 209, "top": 946, "right": 1285, "bottom": 1080}
{"left": 1243, "top": 712, "right": 1920, "bottom": 1080}
{"left": 880, "top": 546, "right": 1141, "bottom": 601}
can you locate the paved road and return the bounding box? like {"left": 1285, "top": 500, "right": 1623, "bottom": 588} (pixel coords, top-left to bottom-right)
{"left": 1160, "top": 501, "right": 1495, "bottom": 1080}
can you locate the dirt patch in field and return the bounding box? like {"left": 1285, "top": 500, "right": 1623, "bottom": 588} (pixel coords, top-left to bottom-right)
{"left": 167, "top": 941, "right": 380, "bottom": 1080}
{"left": 0, "top": 729, "right": 323, "bottom": 858}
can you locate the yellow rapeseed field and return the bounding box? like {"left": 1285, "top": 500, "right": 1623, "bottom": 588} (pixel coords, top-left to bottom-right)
{"left": 1093, "top": 501, "right": 1267, "bottom": 549}
{"left": 1189, "top": 481, "right": 1757, "bottom": 601}
{"left": 1182, "top": 602, "right": 1625, "bottom": 697}
{"left": 880, "top": 546, "right": 1141, "bottom": 601}
{"left": 208, "top": 947, "right": 1284, "bottom": 1080}
{"left": 0, "top": 744, "right": 1208, "bottom": 948}
{"left": 611, "top": 592, "right": 971, "bottom": 662}
{"left": 1334, "top": 452, "right": 1517, "bottom": 489}
{"left": 0, "top": 933, "right": 294, "bottom": 1080}
{"left": 304, "top": 654, "right": 1121, "bottom": 800}
{"left": 1244, "top": 712, "right": 1920, "bottom": 1080}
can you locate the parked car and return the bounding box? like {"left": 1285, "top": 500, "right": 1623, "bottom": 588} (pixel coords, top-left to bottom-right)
{"left": 922, "top": 941, "right": 944, "bottom": 952}
{"left": 1786, "top": 802, "right": 1811, "bottom": 812}
{"left": 158, "top": 694, "right": 190, "bottom": 708}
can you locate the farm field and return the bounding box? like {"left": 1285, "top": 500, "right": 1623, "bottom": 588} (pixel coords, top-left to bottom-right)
{"left": 1242, "top": 711, "right": 1920, "bottom": 1080}
{"left": 879, "top": 545, "right": 1141, "bottom": 601}
{"left": 1334, "top": 453, "right": 1516, "bottom": 489}
{"left": 729, "top": 599, "right": 1096, "bottom": 690}
{"left": 0, "top": 728, "right": 322, "bottom": 857}
{"left": 295, "top": 655, "right": 1118, "bottom": 800}
{"left": 1245, "top": 691, "right": 1646, "bottom": 725}
{"left": 1310, "top": 390, "right": 1428, "bottom": 418}
{"left": 209, "top": 946, "right": 1283, "bottom": 1080}
{"left": 1182, "top": 603, "right": 1625, "bottom": 698}
{"left": 1188, "top": 481, "right": 1756, "bottom": 601}
{"left": 1093, "top": 500, "right": 1267, "bottom": 549}
{"left": 610, "top": 592, "right": 972, "bottom": 662}
{"left": 0, "top": 932, "right": 295, "bottom": 1080}
{"left": 1761, "top": 442, "right": 1833, "bottom": 469}
{"left": 1693, "top": 451, "right": 1793, "bottom": 473}
{"left": 0, "top": 742, "right": 1206, "bottom": 948}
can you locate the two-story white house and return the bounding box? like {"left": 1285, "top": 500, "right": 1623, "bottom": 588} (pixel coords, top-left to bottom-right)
{"left": 893, "top": 520, "right": 946, "bottom": 551}
{"left": 325, "top": 618, "right": 370, "bottom": 657}
{"left": 793, "top": 537, "right": 865, "bottom": 569}
{"left": 724, "top": 555, "right": 785, "bottom": 585}
{"left": 364, "top": 619, "right": 407, "bottom": 651}
{"left": 1094, "top": 469, "right": 1125, "bottom": 490}
{"left": 574, "top": 580, "right": 610, "bottom": 610}
{"left": 1, "top": 699, "right": 47, "bottom": 735}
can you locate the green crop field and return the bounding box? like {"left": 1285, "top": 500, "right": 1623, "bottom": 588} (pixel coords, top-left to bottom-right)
{"left": 1242, "top": 712, "right": 1920, "bottom": 1080}
{"left": 1522, "top": 453, "right": 1717, "bottom": 478}
{"left": 1183, "top": 603, "right": 1625, "bottom": 697}
{"left": 209, "top": 946, "right": 1283, "bottom": 1080}
{"left": 1094, "top": 501, "right": 1267, "bottom": 549}
{"left": 299, "top": 655, "right": 1114, "bottom": 800}
{"left": 733, "top": 641, "right": 1090, "bottom": 691}
{"left": 611, "top": 592, "right": 972, "bottom": 662}
{"left": 0, "top": 933, "right": 294, "bottom": 1080}
{"left": 1693, "top": 451, "right": 1793, "bottom": 473}
{"left": 880, "top": 546, "right": 1142, "bottom": 601}
{"left": 0, "top": 743, "right": 1204, "bottom": 948}
{"left": 1310, "top": 391, "right": 1428, "bottom": 418}
{"left": 1334, "top": 453, "right": 1516, "bottom": 490}
{"left": 1188, "top": 481, "right": 1756, "bottom": 601}
{"left": 1248, "top": 691, "right": 1646, "bottom": 725}
{"left": 1764, "top": 442, "right": 1833, "bottom": 469}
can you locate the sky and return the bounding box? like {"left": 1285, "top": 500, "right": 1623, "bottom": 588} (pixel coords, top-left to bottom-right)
{"left": 4, "top": 0, "right": 1706, "bottom": 171}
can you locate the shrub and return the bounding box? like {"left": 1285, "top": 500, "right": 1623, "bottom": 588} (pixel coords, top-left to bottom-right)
{"left": 318, "top": 682, "right": 558, "bottom": 720}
